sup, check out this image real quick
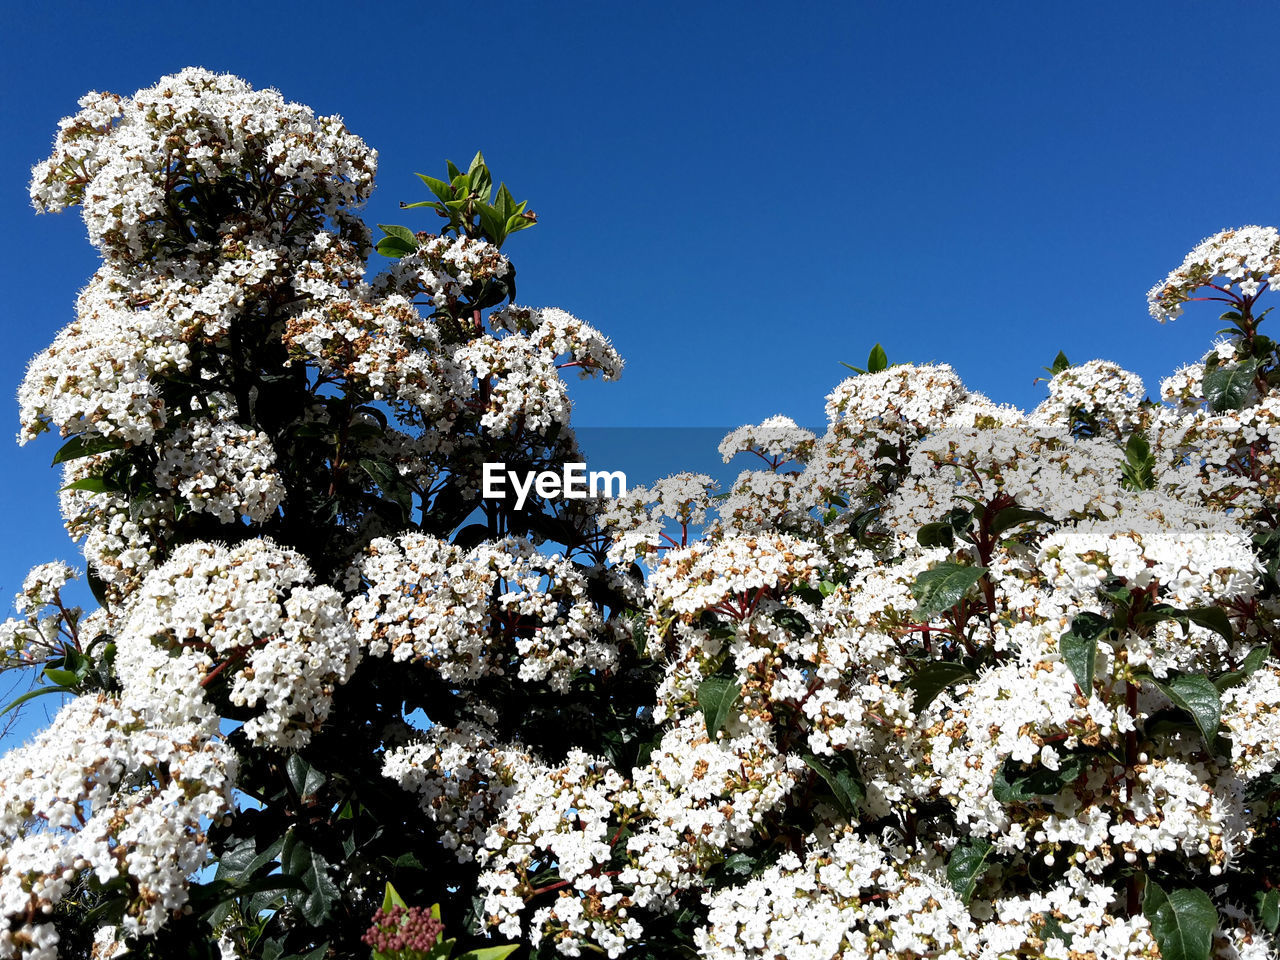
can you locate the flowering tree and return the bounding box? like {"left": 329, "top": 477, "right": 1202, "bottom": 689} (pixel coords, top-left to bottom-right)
{"left": 3, "top": 69, "right": 1280, "bottom": 960}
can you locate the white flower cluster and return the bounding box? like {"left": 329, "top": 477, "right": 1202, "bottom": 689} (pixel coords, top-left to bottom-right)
{"left": 824, "top": 363, "right": 968, "bottom": 440}
{"left": 58, "top": 452, "right": 173, "bottom": 597}
{"left": 116, "top": 539, "right": 359, "bottom": 747}
{"left": 0, "top": 562, "right": 81, "bottom": 667}
{"left": 597, "top": 473, "right": 719, "bottom": 565}
{"left": 375, "top": 234, "right": 513, "bottom": 311}
{"left": 155, "top": 418, "right": 286, "bottom": 523}
{"left": 284, "top": 287, "right": 465, "bottom": 424}
{"left": 349, "top": 533, "right": 615, "bottom": 691}
{"left": 1031, "top": 360, "right": 1148, "bottom": 438}
{"left": 696, "top": 831, "right": 1168, "bottom": 960}
{"left": 18, "top": 266, "right": 191, "bottom": 445}
{"left": 1148, "top": 226, "right": 1280, "bottom": 321}
{"left": 718, "top": 415, "right": 816, "bottom": 465}
{"left": 455, "top": 307, "right": 622, "bottom": 434}
{"left": 453, "top": 340, "right": 1280, "bottom": 956}
{"left": 646, "top": 534, "right": 827, "bottom": 620}
{"left": 29, "top": 67, "right": 375, "bottom": 261}
{"left": 0, "top": 694, "right": 236, "bottom": 958}
{"left": 1037, "top": 507, "right": 1260, "bottom": 611}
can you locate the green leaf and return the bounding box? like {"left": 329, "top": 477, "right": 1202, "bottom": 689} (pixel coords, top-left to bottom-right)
{"left": 1203, "top": 358, "right": 1260, "bottom": 413}
{"left": 381, "top": 882, "right": 408, "bottom": 913}
{"left": 720, "top": 852, "right": 754, "bottom": 877}
{"left": 1049, "top": 350, "right": 1071, "bottom": 375}
{"left": 505, "top": 212, "right": 537, "bottom": 236}
{"left": 697, "top": 675, "right": 741, "bottom": 737}
{"left": 916, "top": 521, "right": 955, "bottom": 549}
{"left": 905, "top": 661, "right": 976, "bottom": 713}
{"left": 801, "top": 752, "right": 865, "bottom": 816}
{"left": 216, "top": 836, "right": 285, "bottom": 882}
{"left": 285, "top": 755, "right": 326, "bottom": 801}
{"left": 1059, "top": 612, "right": 1109, "bottom": 697}
{"left": 415, "top": 173, "right": 456, "bottom": 203}
{"left": 0, "top": 684, "right": 68, "bottom": 717}
{"left": 60, "top": 476, "right": 113, "bottom": 494}
{"left": 1151, "top": 673, "right": 1222, "bottom": 745}
{"left": 771, "top": 608, "right": 812, "bottom": 637}
{"left": 867, "top": 343, "right": 888, "bottom": 373}
{"left": 911, "top": 563, "right": 987, "bottom": 619}
{"left": 1037, "top": 915, "right": 1070, "bottom": 946}
{"left": 1184, "top": 606, "right": 1234, "bottom": 643}
{"left": 494, "top": 183, "right": 516, "bottom": 218}
{"left": 375, "top": 235, "right": 417, "bottom": 259}
{"left": 989, "top": 506, "right": 1056, "bottom": 537}
{"left": 992, "top": 752, "right": 1088, "bottom": 804}
{"left": 1215, "top": 645, "right": 1269, "bottom": 694}
{"left": 1119, "top": 429, "right": 1157, "bottom": 489}
{"left": 86, "top": 568, "right": 110, "bottom": 609}
{"left": 41, "top": 667, "right": 80, "bottom": 687}
{"left": 476, "top": 203, "right": 507, "bottom": 245}
{"left": 1255, "top": 888, "right": 1280, "bottom": 933}
{"left": 946, "top": 837, "right": 992, "bottom": 904}
{"left": 1144, "top": 881, "right": 1217, "bottom": 960}
{"left": 456, "top": 947, "right": 520, "bottom": 960}
{"left": 378, "top": 223, "right": 418, "bottom": 246}
{"left": 282, "top": 832, "right": 339, "bottom": 925}
{"left": 51, "top": 434, "right": 126, "bottom": 466}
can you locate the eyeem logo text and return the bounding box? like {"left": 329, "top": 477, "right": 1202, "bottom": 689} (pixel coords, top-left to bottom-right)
{"left": 482, "top": 462, "right": 627, "bottom": 510}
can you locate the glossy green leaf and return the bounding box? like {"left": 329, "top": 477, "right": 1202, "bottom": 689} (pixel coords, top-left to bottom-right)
{"left": 905, "top": 661, "right": 976, "bottom": 713}
{"left": 286, "top": 755, "right": 326, "bottom": 801}
{"left": 505, "top": 212, "right": 537, "bottom": 235}
{"left": 1121, "top": 431, "right": 1157, "bottom": 491}
{"left": 41, "top": 667, "right": 80, "bottom": 687}
{"left": 0, "top": 684, "right": 68, "bottom": 717}
{"left": 1256, "top": 888, "right": 1280, "bottom": 933}
{"left": 456, "top": 947, "right": 520, "bottom": 960}
{"left": 381, "top": 882, "right": 408, "bottom": 913}
{"left": 282, "top": 832, "right": 339, "bottom": 926}
{"left": 51, "top": 434, "right": 126, "bottom": 466}
{"left": 916, "top": 521, "right": 955, "bottom": 549}
{"left": 911, "top": 563, "right": 987, "bottom": 619}
{"left": 1059, "top": 611, "right": 1109, "bottom": 697}
{"left": 990, "top": 506, "right": 1056, "bottom": 537}
{"left": 375, "top": 235, "right": 416, "bottom": 259}
{"left": 476, "top": 203, "right": 507, "bottom": 245}
{"left": 1144, "top": 881, "right": 1217, "bottom": 960}
{"left": 721, "top": 852, "right": 754, "bottom": 876}
{"left": 947, "top": 837, "right": 992, "bottom": 903}
{"left": 867, "top": 343, "right": 888, "bottom": 373}
{"left": 993, "top": 753, "right": 1087, "bottom": 804}
{"left": 377, "top": 223, "right": 417, "bottom": 246}
{"left": 802, "top": 752, "right": 864, "bottom": 816}
{"left": 60, "top": 476, "right": 113, "bottom": 494}
{"left": 1215, "top": 645, "right": 1269, "bottom": 694}
{"left": 697, "top": 675, "right": 741, "bottom": 737}
{"left": 1184, "top": 606, "right": 1234, "bottom": 643}
{"left": 415, "top": 173, "right": 455, "bottom": 203}
{"left": 1151, "top": 673, "right": 1222, "bottom": 745}
{"left": 1203, "top": 358, "right": 1260, "bottom": 413}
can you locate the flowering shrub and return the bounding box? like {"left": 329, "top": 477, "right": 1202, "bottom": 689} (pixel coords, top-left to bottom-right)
{"left": 3, "top": 68, "right": 1280, "bottom": 960}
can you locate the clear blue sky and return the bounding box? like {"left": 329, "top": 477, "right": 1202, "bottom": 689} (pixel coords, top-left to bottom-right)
{"left": 1, "top": 1, "right": 1275, "bottom": 736}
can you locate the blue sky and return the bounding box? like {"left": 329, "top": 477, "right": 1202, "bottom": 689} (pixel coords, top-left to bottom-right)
{"left": 1, "top": 1, "right": 1277, "bottom": 738}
